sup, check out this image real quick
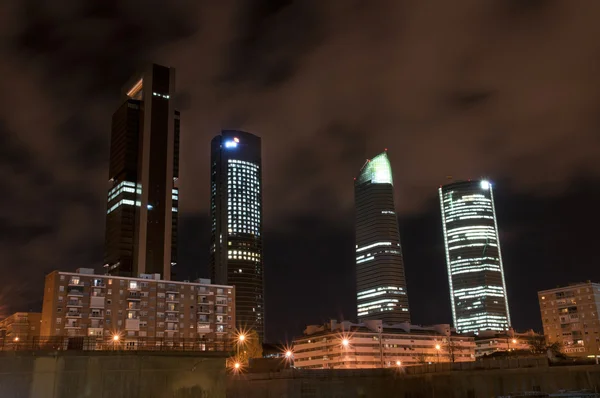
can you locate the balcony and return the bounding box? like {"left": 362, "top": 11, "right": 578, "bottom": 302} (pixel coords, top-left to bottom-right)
{"left": 166, "top": 295, "right": 178, "bottom": 303}
{"left": 215, "top": 301, "right": 227, "bottom": 306}
{"left": 67, "top": 289, "right": 84, "bottom": 297}
{"left": 197, "top": 307, "right": 211, "bottom": 314}
{"left": 165, "top": 307, "right": 179, "bottom": 313}
{"left": 89, "top": 312, "right": 103, "bottom": 319}
{"left": 166, "top": 285, "right": 178, "bottom": 293}
{"left": 127, "top": 292, "right": 142, "bottom": 301}
{"left": 68, "top": 279, "right": 84, "bottom": 287}
{"left": 66, "top": 312, "right": 82, "bottom": 318}
{"left": 125, "top": 319, "right": 140, "bottom": 331}
{"left": 89, "top": 296, "right": 105, "bottom": 309}
{"left": 90, "top": 320, "right": 104, "bottom": 328}
{"left": 127, "top": 305, "right": 141, "bottom": 311}
{"left": 66, "top": 300, "right": 83, "bottom": 307}
{"left": 166, "top": 316, "right": 178, "bottom": 322}
{"left": 64, "top": 322, "right": 81, "bottom": 329}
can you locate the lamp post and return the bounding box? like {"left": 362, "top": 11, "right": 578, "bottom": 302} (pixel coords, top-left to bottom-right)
{"left": 435, "top": 344, "right": 441, "bottom": 363}
{"left": 341, "top": 338, "right": 351, "bottom": 369}
{"left": 377, "top": 326, "right": 384, "bottom": 368}
{"left": 236, "top": 333, "right": 246, "bottom": 359}
{"left": 112, "top": 334, "right": 119, "bottom": 350}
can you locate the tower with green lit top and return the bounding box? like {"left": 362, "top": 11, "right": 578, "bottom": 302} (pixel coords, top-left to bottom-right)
{"left": 354, "top": 151, "right": 411, "bottom": 324}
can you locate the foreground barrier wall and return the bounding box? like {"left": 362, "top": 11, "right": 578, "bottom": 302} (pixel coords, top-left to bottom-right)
{"left": 228, "top": 364, "right": 600, "bottom": 398}
{"left": 0, "top": 351, "right": 227, "bottom": 398}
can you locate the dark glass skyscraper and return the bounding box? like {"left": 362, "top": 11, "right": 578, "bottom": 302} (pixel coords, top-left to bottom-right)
{"left": 210, "top": 131, "right": 264, "bottom": 341}
{"left": 355, "top": 151, "right": 410, "bottom": 324}
{"left": 104, "top": 64, "right": 179, "bottom": 280}
{"left": 439, "top": 180, "right": 511, "bottom": 333}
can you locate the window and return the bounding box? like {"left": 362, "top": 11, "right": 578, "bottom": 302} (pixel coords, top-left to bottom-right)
{"left": 57, "top": 307, "right": 62, "bottom": 313}
{"left": 129, "top": 281, "right": 138, "bottom": 290}
{"left": 108, "top": 279, "right": 112, "bottom": 285}
{"left": 56, "top": 318, "right": 62, "bottom": 324}
{"left": 107, "top": 299, "right": 112, "bottom": 305}
{"left": 60, "top": 275, "right": 65, "bottom": 281}
{"left": 59, "top": 286, "right": 64, "bottom": 292}
{"left": 58, "top": 296, "right": 63, "bottom": 302}
{"left": 106, "top": 310, "right": 111, "bottom": 316}
{"left": 108, "top": 289, "right": 112, "bottom": 295}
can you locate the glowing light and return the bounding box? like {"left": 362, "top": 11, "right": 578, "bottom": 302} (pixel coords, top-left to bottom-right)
{"left": 356, "top": 152, "right": 393, "bottom": 185}
{"left": 342, "top": 339, "right": 350, "bottom": 347}
{"left": 480, "top": 180, "right": 490, "bottom": 190}
{"left": 396, "top": 360, "right": 401, "bottom": 366}
{"left": 238, "top": 334, "right": 246, "bottom": 343}
{"left": 285, "top": 350, "right": 293, "bottom": 358}
{"left": 234, "top": 362, "right": 240, "bottom": 369}
{"left": 224, "top": 141, "right": 238, "bottom": 148}
{"left": 233, "top": 137, "right": 240, "bottom": 143}
{"left": 113, "top": 334, "right": 120, "bottom": 342}
{"left": 512, "top": 339, "right": 517, "bottom": 344}
{"left": 13, "top": 337, "right": 19, "bottom": 342}
{"left": 435, "top": 344, "right": 441, "bottom": 350}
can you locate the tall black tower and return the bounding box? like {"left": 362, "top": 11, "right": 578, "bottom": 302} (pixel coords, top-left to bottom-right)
{"left": 104, "top": 64, "right": 179, "bottom": 279}
{"left": 355, "top": 151, "right": 410, "bottom": 324}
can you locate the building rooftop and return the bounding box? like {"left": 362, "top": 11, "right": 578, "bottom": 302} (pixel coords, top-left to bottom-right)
{"left": 300, "top": 320, "right": 458, "bottom": 339}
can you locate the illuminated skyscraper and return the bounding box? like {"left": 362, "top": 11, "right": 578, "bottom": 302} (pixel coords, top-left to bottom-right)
{"left": 104, "top": 64, "right": 179, "bottom": 279}
{"left": 355, "top": 151, "right": 410, "bottom": 324}
{"left": 210, "top": 131, "right": 264, "bottom": 341}
{"left": 439, "top": 180, "right": 511, "bottom": 334}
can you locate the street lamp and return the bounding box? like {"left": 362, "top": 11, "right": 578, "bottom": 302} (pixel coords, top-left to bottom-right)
{"left": 435, "top": 344, "right": 441, "bottom": 363}
{"left": 236, "top": 333, "right": 247, "bottom": 357}
{"left": 342, "top": 338, "right": 349, "bottom": 347}
{"left": 285, "top": 350, "right": 293, "bottom": 359}
{"left": 112, "top": 334, "right": 120, "bottom": 350}
{"left": 396, "top": 360, "right": 401, "bottom": 367}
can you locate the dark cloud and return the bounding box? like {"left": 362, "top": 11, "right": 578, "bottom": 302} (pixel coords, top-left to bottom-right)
{"left": 1, "top": 0, "right": 600, "bottom": 341}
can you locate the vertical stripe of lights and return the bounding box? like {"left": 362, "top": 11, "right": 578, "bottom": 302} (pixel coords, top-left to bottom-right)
{"left": 439, "top": 187, "right": 457, "bottom": 328}
{"left": 489, "top": 184, "right": 511, "bottom": 327}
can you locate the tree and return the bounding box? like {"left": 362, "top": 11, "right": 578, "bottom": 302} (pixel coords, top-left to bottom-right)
{"left": 443, "top": 338, "right": 465, "bottom": 363}
{"left": 238, "top": 329, "right": 263, "bottom": 364}
{"left": 528, "top": 335, "right": 547, "bottom": 354}
{"left": 413, "top": 352, "right": 428, "bottom": 365}
{"left": 528, "top": 336, "right": 564, "bottom": 358}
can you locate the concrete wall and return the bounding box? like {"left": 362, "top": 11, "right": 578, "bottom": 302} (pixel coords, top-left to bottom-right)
{"left": 0, "top": 351, "right": 227, "bottom": 398}
{"left": 228, "top": 365, "right": 600, "bottom": 398}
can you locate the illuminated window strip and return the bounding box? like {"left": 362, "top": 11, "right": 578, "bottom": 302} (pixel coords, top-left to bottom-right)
{"left": 356, "top": 242, "right": 392, "bottom": 252}
{"left": 107, "top": 199, "right": 137, "bottom": 214}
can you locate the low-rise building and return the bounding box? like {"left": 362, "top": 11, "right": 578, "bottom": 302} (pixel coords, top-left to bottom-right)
{"left": 474, "top": 329, "right": 540, "bottom": 357}
{"left": 41, "top": 268, "right": 235, "bottom": 349}
{"left": 538, "top": 281, "right": 600, "bottom": 358}
{"left": 293, "top": 320, "right": 475, "bottom": 369}
{"left": 0, "top": 312, "right": 41, "bottom": 348}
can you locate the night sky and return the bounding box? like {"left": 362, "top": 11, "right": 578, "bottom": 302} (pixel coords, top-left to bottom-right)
{"left": 1, "top": 1, "right": 600, "bottom": 343}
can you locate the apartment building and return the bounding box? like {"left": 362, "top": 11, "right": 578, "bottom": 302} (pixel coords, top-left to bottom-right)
{"left": 538, "top": 282, "right": 600, "bottom": 357}
{"left": 41, "top": 268, "right": 235, "bottom": 345}
{"left": 474, "top": 329, "right": 540, "bottom": 357}
{"left": 0, "top": 312, "right": 41, "bottom": 348}
{"left": 293, "top": 320, "right": 475, "bottom": 369}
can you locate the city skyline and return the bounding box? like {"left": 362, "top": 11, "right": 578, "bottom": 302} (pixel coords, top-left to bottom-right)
{"left": 1, "top": 2, "right": 600, "bottom": 344}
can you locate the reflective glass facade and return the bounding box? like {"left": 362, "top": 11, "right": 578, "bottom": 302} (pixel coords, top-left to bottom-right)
{"left": 439, "top": 180, "right": 511, "bottom": 333}
{"left": 355, "top": 151, "right": 410, "bottom": 324}
{"left": 210, "top": 131, "right": 264, "bottom": 341}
